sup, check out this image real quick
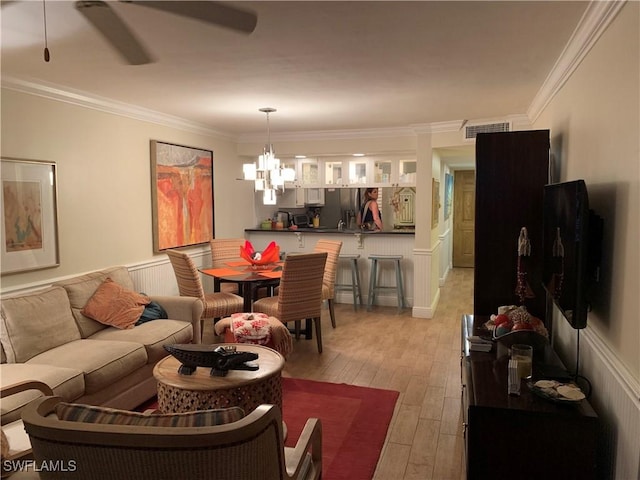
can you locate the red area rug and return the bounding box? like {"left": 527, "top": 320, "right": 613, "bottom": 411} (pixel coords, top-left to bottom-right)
{"left": 281, "top": 377, "right": 398, "bottom": 480}
{"left": 136, "top": 378, "right": 398, "bottom": 480}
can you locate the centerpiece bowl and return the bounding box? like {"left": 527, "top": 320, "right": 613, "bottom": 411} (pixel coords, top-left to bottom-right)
{"left": 240, "top": 240, "right": 280, "bottom": 267}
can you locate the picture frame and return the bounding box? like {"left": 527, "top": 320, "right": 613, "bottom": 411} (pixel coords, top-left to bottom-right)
{"left": 1, "top": 158, "right": 59, "bottom": 275}
{"left": 150, "top": 141, "right": 214, "bottom": 252}
{"left": 432, "top": 178, "right": 440, "bottom": 228}
{"left": 444, "top": 173, "right": 453, "bottom": 220}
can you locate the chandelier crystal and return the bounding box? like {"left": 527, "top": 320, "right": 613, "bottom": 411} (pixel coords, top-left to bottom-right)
{"left": 243, "top": 108, "right": 296, "bottom": 205}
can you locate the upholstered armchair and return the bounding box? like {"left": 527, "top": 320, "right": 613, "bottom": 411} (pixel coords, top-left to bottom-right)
{"left": 20, "top": 397, "right": 322, "bottom": 480}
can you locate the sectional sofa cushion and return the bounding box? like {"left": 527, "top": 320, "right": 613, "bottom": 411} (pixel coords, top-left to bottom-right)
{"left": 27, "top": 339, "right": 147, "bottom": 395}
{"left": 55, "top": 266, "right": 136, "bottom": 338}
{"left": 81, "top": 278, "right": 150, "bottom": 330}
{"left": 88, "top": 319, "right": 193, "bottom": 364}
{"left": 55, "top": 403, "right": 245, "bottom": 427}
{"left": 0, "top": 286, "right": 81, "bottom": 363}
{"left": 0, "top": 363, "right": 85, "bottom": 424}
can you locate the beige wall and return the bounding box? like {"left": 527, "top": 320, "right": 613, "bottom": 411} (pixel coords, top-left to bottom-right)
{"left": 533, "top": 4, "right": 639, "bottom": 476}
{"left": 533, "top": 1, "right": 639, "bottom": 381}
{"left": 0, "top": 89, "right": 255, "bottom": 289}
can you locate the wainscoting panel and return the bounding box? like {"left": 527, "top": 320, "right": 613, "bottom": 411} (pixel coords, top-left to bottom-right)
{"left": 128, "top": 250, "right": 211, "bottom": 296}
{"left": 439, "top": 228, "right": 452, "bottom": 286}
{"left": 554, "top": 316, "right": 640, "bottom": 479}
{"left": 581, "top": 327, "right": 640, "bottom": 480}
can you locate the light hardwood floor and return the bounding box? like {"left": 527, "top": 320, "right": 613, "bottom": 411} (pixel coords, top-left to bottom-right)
{"left": 204, "top": 267, "right": 473, "bottom": 480}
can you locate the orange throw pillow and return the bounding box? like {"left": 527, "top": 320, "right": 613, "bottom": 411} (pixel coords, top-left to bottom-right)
{"left": 81, "top": 278, "right": 150, "bottom": 329}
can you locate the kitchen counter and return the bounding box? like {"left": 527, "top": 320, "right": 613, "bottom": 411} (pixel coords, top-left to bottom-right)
{"left": 245, "top": 229, "right": 415, "bottom": 309}
{"left": 244, "top": 228, "right": 415, "bottom": 234}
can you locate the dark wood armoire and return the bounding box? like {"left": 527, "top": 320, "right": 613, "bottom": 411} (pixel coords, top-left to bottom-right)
{"left": 473, "top": 130, "right": 550, "bottom": 320}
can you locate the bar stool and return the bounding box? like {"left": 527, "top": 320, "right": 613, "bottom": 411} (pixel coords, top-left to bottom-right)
{"left": 367, "top": 254, "right": 406, "bottom": 312}
{"left": 334, "top": 254, "right": 363, "bottom": 309}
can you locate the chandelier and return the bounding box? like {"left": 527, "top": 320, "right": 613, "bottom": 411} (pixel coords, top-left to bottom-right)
{"left": 243, "top": 108, "right": 296, "bottom": 205}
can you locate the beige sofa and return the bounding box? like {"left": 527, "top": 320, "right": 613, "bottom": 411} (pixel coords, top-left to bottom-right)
{"left": 0, "top": 266, "right": 203, "bottom": 425}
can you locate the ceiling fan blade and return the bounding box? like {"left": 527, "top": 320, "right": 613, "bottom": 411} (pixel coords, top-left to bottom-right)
{"left": 124, "top": 1, "right": 257, "bottom": 34}
{"left": 75, "top": 0, "right": 154, "bottom": 65}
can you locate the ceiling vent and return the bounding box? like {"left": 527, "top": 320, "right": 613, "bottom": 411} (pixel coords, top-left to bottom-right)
{"left": 464, "top": 122, "right": 511, "bottom": 141}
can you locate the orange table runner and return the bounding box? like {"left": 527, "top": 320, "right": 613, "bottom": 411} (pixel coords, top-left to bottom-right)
{"left": 258, "top": 271, "right": 282, "bottom": 279}
{"left": 201, "top": 267, "right": 243, "bottom": 277}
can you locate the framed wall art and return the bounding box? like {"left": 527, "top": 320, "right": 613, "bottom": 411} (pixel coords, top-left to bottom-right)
{"left": 150, "top": 141, "right": 214, "bottom": 252}
{"left": 444, "top": 173, "right": 453, "bottom": 220}
{"left": 1, "top": 158, "right": 59, "bottom": 275}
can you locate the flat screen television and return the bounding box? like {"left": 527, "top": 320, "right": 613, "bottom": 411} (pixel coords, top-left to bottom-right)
{"left": 542, "top": 180, "right": 602, "bottom": 329}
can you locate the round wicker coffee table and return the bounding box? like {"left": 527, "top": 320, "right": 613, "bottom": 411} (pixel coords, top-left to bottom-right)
{"left": 153, "top": 344, "right": 285, "bottom": 414}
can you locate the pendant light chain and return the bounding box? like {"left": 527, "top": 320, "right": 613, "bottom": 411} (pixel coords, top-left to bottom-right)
{"left": 266, "top": 111, "right": 272, "bottom": 155}
{"left": 42, "top": 0, "right": 51, "bottom": 62}
{"left": 260, "top": 107, "right": 276, "bottom": 156}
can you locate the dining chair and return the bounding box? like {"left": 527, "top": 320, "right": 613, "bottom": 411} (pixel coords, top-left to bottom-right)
{"left": 252, "top": 252, "right": 327, "bottom": 353}
{"left": 166, "top": 250, "right": 244, "bottom": 342}
{"left": 209, "top": 238, "right": 245, "bottom": 294}
{"left": 313, "top": 240, "right": 342, "bottom": 328}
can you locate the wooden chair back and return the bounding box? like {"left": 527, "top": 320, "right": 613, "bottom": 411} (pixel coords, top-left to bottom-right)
{"left": 276, "top": 252, "right": 327, "bottom": 324}
{"left": 313, "top": 240, "right": 342, "bottom": 300}
{"left": 210, "top": 238, "right": 245, "bottom": 267}
{"left": 21, "top": 397, "right": 322, "bottom": 480}
{"left": 166, "top": 249, "right": 205, "bottom": 300}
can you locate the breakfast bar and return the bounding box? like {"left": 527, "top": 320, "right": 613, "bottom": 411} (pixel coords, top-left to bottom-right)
{"left": 245, "top": 228, "right": 415, "bottom": 309}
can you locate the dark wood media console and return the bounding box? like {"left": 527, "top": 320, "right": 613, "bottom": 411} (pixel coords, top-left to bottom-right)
{"left": 461, "top": 314, "right": 598, "bottom": 479}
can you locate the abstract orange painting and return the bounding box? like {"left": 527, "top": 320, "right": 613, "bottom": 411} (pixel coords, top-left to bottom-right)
{"left": 150, "top": 141, "right": 214, "bottom": 252}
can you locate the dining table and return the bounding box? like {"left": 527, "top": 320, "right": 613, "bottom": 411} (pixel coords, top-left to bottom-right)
{"left": 200, "top": 260, "right": 283, "bottom": 312}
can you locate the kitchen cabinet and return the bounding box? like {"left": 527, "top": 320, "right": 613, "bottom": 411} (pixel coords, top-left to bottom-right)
{"left": 298, "top": 158, "right": 321, "bottom": 187}
{"left": 397, "top": 160, "right": 417, "bottom": 186}
{"left": 281, "top": 158, "right": 321, "bottom": 187}
{"left": 373, "top": 159, "right": 393, "bottom": 186}
{"left": 304, "top": 188, "right": 325, "bottom": 205}
{"left": 348, "top": 158, "right": 369, "bottom": 186}
{"left": 322, "top": 158, "right": 369, "bottom": 187}
{"left": 277, "top": 186, "right": 324, "bottom": 208}
{"left": 324, "top": 160, "right": 346, "bottom": 187}
{"left": 277, "top": 188, "right": 304, "bottom": 208}
{"left": 373, "top": 158, "right": 416, "bottom": 187}
{"left": 281, "top": 159, "right": 298, "bottom": 189}
{"left": 278, "top": 157, "right": 323, "bottom": 207}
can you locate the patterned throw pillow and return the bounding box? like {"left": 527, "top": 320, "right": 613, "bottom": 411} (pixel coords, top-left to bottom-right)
{"left": 81, "top": 277, "right": 150, "bottom": 329}
{"left": 55, "top": 402, "right": 245, "bottom": 427}
{"left": 230, "top": 312, "right": 272, "bottom": 345}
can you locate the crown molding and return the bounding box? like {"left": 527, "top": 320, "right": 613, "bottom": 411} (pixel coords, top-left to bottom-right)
{"left": 3, "top": 0, "right": 617, "bottom": 145}
{"left": 527, "top": 0, "right": 627, "bottom": 122}
{"left": 1, "top": 76, "right": 233, "bottom": 140}
{"left": 410, "top": 120, "right": 463, "bottom": 135}
{"left": 236, "top": 125, "right": 420, "bottom": 144}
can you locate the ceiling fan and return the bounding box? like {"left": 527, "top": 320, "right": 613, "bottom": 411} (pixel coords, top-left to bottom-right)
{"left": 74, "top": 1, "right": 258, "bottom": 65}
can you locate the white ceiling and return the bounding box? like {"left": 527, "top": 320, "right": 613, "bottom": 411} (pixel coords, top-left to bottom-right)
{"left": 1, "top": 1, "right": 589, "bottom": 140}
